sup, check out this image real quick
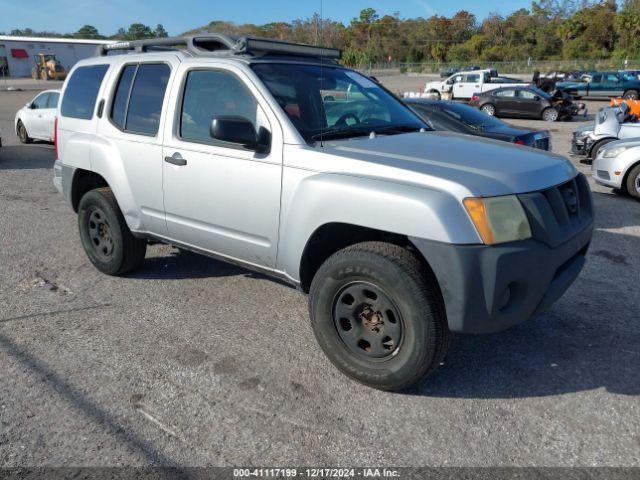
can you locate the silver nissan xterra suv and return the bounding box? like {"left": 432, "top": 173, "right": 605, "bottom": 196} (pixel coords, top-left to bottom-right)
{"left": 53, "top": 35, "right": 594, "bottom": 390}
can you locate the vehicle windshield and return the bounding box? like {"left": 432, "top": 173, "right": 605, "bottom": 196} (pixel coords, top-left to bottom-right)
{"left": 251, "top": 63, "right": 427, "bottom": 143}
{"left": 438, "top": 103, "right": 504, "bottom": 129}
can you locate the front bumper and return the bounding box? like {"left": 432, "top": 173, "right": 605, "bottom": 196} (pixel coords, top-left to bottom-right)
{"left": 411, "top": 174, "right": 594, "bottom": 334}
{"left": 592, "top": 154, "right": 626, "bottom": 189}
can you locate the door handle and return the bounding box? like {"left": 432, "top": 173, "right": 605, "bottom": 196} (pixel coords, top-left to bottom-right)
{"left": 164, "top": 152, "right": 187, "bottom": 166}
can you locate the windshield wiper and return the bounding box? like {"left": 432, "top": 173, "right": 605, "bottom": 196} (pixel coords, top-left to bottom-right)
{"left": 311, "top": 128, "right": 371, "bottom": 141}
{"left": 373, "top": 124, "right": 425, "bottom": 135}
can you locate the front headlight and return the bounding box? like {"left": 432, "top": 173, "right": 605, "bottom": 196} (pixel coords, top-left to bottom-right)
{"left": 463, "top": 195, "right": 532, "bottom": 245}
{"left": 601, "top": 146, "right": 627, "bottom": 158}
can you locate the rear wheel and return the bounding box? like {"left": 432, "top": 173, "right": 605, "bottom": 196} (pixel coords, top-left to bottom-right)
{"left": 17, "top": 120, "right": 32, "bottom": 144}
{"left": 429, "top": 90, "right": 441, "bottom": 100}
{"left": 623, "top": 90, "right": 639, "bottom": 101}
{"left": 309, "top": 241, "right": 451, "bottom": 391}
{"left": 625, "top": 164, "right": 640, "bottom": 199}
{"left": 542, "top": 107, "right": 559, "bottom": 122}
{"left": 78, "top": 187, "right": 147, "bottom": 275}
{"left": 480, "top": 104, "right": 496, "bottom": 116}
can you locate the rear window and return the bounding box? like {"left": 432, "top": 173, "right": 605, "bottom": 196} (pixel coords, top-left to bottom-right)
{"left": 61, "top": 65, "right": 109, "bottom": 120}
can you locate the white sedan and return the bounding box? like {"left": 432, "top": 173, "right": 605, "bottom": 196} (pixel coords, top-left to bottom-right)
{"left": 15, "top": 89, "right": 60, "bottom": 143}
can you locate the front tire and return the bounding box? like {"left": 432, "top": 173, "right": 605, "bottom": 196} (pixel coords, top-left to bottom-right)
{"left": 309, "top": 242, "right": 450, "bottom": 391}
{"left": 78, "top": 188, "right": 147, "bottom": 276}
{"left": 542, "top": 107, "right": 559, "bottom": 122}
{"left": 625, "top": 164, "right": 640, "bottom": 199}
{"left": 480, "top": 104, "right": 496, "bottom": 116}
{"left": 17, "top": 120, "right": 32, "bottom": 144}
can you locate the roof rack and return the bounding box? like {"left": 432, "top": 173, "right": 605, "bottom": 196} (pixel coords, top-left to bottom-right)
{"left": 96, "top": 34, "right": 342, "bottom": 60}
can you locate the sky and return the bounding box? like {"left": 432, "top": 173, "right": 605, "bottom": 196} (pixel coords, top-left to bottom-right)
{"left": 0, "top": 0, "right": 532, "bottom": 36}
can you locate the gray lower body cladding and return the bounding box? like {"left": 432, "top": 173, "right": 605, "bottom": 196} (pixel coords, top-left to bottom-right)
{"left": 411, "top": 223, "right": 592, "bottom": 334}
{"left": 412, "top": 173, "right": 594, "bottom": 334}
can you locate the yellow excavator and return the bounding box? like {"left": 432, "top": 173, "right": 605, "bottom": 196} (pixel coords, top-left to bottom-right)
{"left": 31, "top": 53, "right": 67, "bottom": 81}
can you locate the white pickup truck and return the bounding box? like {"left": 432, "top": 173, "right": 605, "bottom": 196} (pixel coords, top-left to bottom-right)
{"left": 425, "top": 69, "right": 527, "bottom": 100}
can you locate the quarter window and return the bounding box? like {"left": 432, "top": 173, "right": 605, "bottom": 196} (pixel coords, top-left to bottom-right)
{"left": 109, "top": 63, "right": 171, "bottom": 135}
{"left": 180, "top": 69, "right": 260, "bottom": 145}
{"left": 61, "top": 65, "right": 109, "bottom": 119}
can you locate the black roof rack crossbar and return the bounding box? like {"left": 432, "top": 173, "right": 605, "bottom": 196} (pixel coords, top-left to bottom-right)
{"left": 96, "top": 34, "right": 342, "bottom": 60}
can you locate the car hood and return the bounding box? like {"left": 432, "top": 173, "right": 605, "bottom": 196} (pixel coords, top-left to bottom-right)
{"left": 316, "top": 131, "right": 576, "bottom": 198}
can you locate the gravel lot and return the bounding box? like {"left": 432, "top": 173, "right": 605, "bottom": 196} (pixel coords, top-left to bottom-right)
{"left": 0, "top": 82, "right": 639, "bottom": 468}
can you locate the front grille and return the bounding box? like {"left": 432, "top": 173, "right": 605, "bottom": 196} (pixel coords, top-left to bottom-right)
{"left": 518, "top": 173, "right": 593, "bottom": 248}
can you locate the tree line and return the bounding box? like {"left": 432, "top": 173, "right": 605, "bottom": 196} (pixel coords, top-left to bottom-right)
{"left": 4, "top": 0, "right": 640, "bottom": 66}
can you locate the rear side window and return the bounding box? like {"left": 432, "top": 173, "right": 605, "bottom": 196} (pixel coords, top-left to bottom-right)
{"left": 109, "top": 63, "right": 171, "bottom": 136}
{"left": 61, "top": 65, "right": 109, "bottom": 120}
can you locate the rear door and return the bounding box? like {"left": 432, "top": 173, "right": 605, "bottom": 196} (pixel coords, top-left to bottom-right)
{"left": 586, "top": 74, "right": 603, "bottom": 97}
{"left": 96, "top": 59, "right": 178, "bottom": 236}
{"left": 40, "top": 91, "right": 59, "bottom": 140}
{"left": 492, "top": 89, "right": 518, "bottom": 116}
{"left": 25, "top": 92, "right": 50, "bottom": 138}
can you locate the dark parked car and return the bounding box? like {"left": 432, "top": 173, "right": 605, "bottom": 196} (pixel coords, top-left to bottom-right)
{"left": 556, "top": 71, "right": 640, "bottom": 100}
{"left": 405, "top": 99, "right": 551, "bottom": 150}
{"left": 468, "top": 86, "right": 580, "bottom": 121}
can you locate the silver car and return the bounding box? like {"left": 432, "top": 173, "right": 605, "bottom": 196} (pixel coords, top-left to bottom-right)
{"left": 593, "top": 138, "right": 640, "bottom": 199}
{"left": 571, "top": 102, "right": 640, "bottom": 159}
{"left": 53, "top": 35, "right": 594, "bottom": 390}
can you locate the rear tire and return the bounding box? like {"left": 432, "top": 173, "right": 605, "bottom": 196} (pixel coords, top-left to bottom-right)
{"left": 623, "top": 90, "right": 639, "bottom": 101}
{"left": 309, "top": 241, "right": 451, "bottom": 391}
{"left": 542, "top": 107, "right": 559, "bottom": 122}
{"left": 17, "top": 121, "right": 32, "bottom": 144}
{"left": 78, "top": 187, "right": 147, "bottom": 276}
{"left": 625, "top": 164, "right": 640, "bottom": 199}
{"left": 480, "top": 104, "right": 496, "bottom": 116}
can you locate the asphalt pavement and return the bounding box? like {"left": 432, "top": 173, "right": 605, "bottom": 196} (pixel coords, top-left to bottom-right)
{"left": 0, "top": 87, "right": 638, "bottom": 468}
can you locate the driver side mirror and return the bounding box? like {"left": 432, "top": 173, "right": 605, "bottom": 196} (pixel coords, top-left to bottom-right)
{"left": 28, "top": 102, "right": 36, "bottom": 110}
{"left": 210, "top": 116, "right": 269, "bottom": 153}
{"left": 534, "top": 95, "right": 541, "bottom": 101}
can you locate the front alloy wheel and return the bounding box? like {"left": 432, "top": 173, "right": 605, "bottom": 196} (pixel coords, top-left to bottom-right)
{"left": 542, "top": 108, "right": 559, "bottom": 122}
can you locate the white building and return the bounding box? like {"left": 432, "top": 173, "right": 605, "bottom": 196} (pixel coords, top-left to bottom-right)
{"left": 0, "top": 36, "right": 115, "bottom": 78}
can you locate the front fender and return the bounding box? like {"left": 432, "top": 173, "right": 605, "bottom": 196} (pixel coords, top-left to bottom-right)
{"left": 276, "top": 170, "right": 481, "bottom": 282}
